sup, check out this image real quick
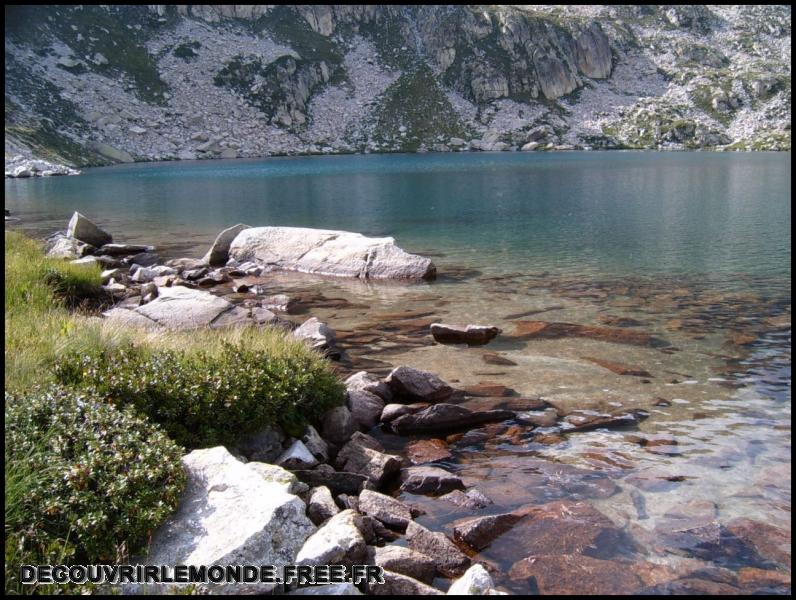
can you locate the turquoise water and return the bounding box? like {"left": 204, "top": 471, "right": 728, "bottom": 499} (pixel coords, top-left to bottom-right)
{"left": 5, "top": 151, "right": 792, "bottom": 592}
{"left": 5, "top": 152, "right": 791, "bottom": 281}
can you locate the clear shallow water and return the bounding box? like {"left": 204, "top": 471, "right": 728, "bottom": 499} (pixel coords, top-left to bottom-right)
{"left": 5, "top": 152, "right": 791, "bottom": 593}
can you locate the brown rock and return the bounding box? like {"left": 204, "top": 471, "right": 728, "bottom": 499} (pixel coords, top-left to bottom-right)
{"left": 510, "top": 320, "right": 668, "bottom": 347}
{"left": 452, "top": 509, "right": 532, "bottom": 551}
{"left": 582, "top": 356, "right": 653, "bottom": 377}
{"left": 482, "top": 353, "right": 518, "bottom": 366}
{"left": 509, "top": 554, "right": 647, "bottom": 594}
{"left": 725, "top": 518, "right": 791, "bottom": 569}
{"left": 405, "top": 439, "right": 452, "bottom": 464}
{"left": 489, "top": 501, "right": 631, "bottom": 561}
{"left": 463, "top": 382, "right": 518, "bottom": 397}
{"left": 431, "top": 323, "right": 501, "bottom": 346}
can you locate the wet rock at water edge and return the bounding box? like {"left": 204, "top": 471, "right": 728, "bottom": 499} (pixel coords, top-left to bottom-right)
{"left": 405, "top": 521, "right": 470, "bottom": 577}
{"left": 509, "top": 320, "right": 669, "bottom": 347}
{"left": 385, "top": 366, "right": 454, "bottom": 403}
{"left": 369, "top": 545, "right": 436, "bottom": 584}
{"left": 335, "top": 432, "right": 402, "bottom": 488}
{"left": 67, "top": 211, "right": 112, "bottom": 247}
{"left": 509, "top": 554, "right": 649, "bottom": 595}
{"left": 400, "top": 465, "right": 465, "bottom": 495}
{"left": 430, "top": 323, "right": 501, "bottom": 346}
{"left": 227, "top": 226, "right": 436, "bottom": 280}
{"left": 358, "top": 489, "right": 414, "bottom": 530}
{"left": 452, "top": 509, "right": 532, "bottom": 551}
{"left": 293, "top": 317, "right": 340, "bottom": 358}
{"left": 391, "top": 403, "right": 514, "bottom": 435}
{"left": 380, "top": 403, "right": 428, "bottom": 423}
{"left": 438, "top": 488, "right": 494, "bottom": 510}
{"left": 485, "top": 500, "right": 634, "bottom": 563}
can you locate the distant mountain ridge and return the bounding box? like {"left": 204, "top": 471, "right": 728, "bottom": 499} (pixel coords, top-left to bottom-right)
{"left": 4, "top": 5, "right": 791, "bottom": 166}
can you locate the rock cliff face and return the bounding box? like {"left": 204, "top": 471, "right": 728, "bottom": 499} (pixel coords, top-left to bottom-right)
{"left": 4, "top": 5, "right": 791, "bottom": 167}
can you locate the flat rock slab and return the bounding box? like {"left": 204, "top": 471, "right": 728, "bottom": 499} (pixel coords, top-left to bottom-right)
{"left": 391, "top": 404, "right": 514, "bottom": 435}
{"left": 113, "top": 286, "right": 230, "bottom": 329}
{"left": 140, "top": 447, "right": 314, "bottom": 594}
{"left": 228, "top": 226, "right": 436, "bottom": 280}
{"left": 509, "top": 554, "right": 650, "bottom": 595}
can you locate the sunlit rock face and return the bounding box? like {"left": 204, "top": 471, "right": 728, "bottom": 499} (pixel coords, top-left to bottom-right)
{"left": 4, "top": 5, "right": 790, "bottom": 167}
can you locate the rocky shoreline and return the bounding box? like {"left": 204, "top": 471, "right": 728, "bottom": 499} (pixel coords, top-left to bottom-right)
{"left": 24, "top": 212, "right": 791, "bottom": 595}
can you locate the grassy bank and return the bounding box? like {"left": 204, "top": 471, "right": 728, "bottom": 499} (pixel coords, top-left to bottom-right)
{"left": 4, "top": 230, "right": 345, "bottom": 594}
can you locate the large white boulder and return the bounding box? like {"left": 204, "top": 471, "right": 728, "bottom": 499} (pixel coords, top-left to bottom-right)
{"left": 227, "top": 226, "right": 436, "bottom": 280}
{"left": 141, "top": 446, "right": 315, "bottom": 594}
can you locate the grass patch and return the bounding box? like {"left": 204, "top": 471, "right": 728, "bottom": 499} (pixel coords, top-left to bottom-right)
{"left": 371, "top": 63, "right": 470, "bottom": 151}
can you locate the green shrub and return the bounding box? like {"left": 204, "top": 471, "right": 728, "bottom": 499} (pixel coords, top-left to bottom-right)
{"left": 55, "top": 340, "right": 345, "bottom": 448}
{"left": 5, "top": 386, "right": 185, "bottom": 594}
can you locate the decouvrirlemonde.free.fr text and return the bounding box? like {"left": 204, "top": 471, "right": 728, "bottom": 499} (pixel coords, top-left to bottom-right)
{"left": 21, "top": 564, "right": 385, "bottom": 586}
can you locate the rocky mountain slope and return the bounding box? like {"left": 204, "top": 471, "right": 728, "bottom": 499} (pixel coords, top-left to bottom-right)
{"left": 5, "top": 5, "right": 791, "bottom": 167}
